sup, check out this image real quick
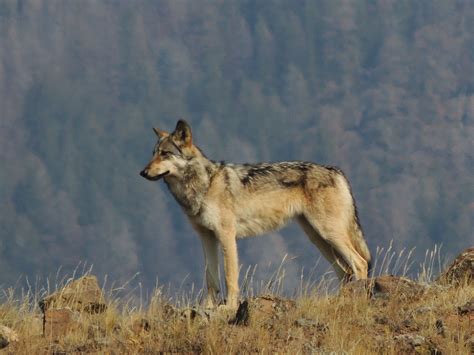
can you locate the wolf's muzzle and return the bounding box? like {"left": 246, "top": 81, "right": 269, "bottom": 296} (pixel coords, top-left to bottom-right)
{"left": 139, "top": 169, "right": 169, "bottom": 181}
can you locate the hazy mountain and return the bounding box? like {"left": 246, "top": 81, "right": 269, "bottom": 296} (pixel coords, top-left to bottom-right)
{"left": 0, "top": 0, "right": 472, "bottom": 294}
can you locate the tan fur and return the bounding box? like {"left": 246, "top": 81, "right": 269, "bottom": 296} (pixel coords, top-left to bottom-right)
{"left": 140, "top": 120, "right": 371, "bottom": 310}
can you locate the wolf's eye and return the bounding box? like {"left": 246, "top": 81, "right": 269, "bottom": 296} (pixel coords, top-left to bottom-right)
{"left": 161, "top": 151, "right": 174, "bottom": 157}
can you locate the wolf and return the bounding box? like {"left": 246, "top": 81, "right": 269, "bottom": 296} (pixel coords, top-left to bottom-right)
{"left": 140, "top": 120, "right": 371, "bottom": 309}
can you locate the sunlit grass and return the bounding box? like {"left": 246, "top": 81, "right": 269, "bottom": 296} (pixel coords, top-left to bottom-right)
{"left": 0, "top": 247, "right": 472, "bottom": 354}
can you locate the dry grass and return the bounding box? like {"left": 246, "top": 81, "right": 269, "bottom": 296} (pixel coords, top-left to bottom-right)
{"left": 0, "top": 249, "right": 473, "bottom": 354}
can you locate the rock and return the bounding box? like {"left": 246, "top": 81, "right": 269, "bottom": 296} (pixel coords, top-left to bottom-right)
{"left": 373, "top": 275, "right": 426, "bottom": 298}
{"left": 394, "top": 333, "right": 440, "bottom": 354}
{"left": 0, "top": 325, "right": 18, "bottom": 349}
{"left": 39, "top": 275, "right": 107, "bottom": 339}
{"left": 413, "top": 306, "right": 433, "bottom": 314}
{"left": 341, "top": 275, "right": 426, "bottom": 299}
{"left": 466, "top": 336, "right": 474, "bottom": 354}
{"left": 162, "top": 303, "right": 178, "bottom": 319}
{"left": 43, "top": 308, "right": 80, "bottom": 339}
{"left": 75, "top": 337, "right": 110, "bottom": 352}
{"left": 340, "top": 278, "right": 372, "bottom": 297}
{"left": 294, "top": 318, "right": 328, "bottom": 332}
{"left": 458, "top": 299, "right": 474, "bottom": 316}
{"left": 373, "top": 315, "right": 388, "bottom": 325}
{"left": 294, "top": 318, "right": 318, "bottom": 328}
{"left": 130, "top": 318, "right": 151, "bottom": 333}
{"left": 435, "top": 319, "right": 445, "bottom": 337}
{"left": 230, "top": 295, "right": 295, "bottom": 326}
{"left": 436, "top": 247, "right": 474, "bottom": 286}
{"left": 180, "top": 308, "right": 210, "bottom": 325}
{"left": 394, "top": 333, "right": 426, "bottom": 347}
{"left": 39, "top": 275, "right": 106, "bottom": 314}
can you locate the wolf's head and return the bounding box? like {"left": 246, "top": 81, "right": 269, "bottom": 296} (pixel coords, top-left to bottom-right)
{"left": 140, "top": 119, "right": 203, "bottom": 181}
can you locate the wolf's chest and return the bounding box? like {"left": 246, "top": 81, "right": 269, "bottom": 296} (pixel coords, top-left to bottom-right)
{"left": 190, "top": 202, "right": 222, "bottom": 231}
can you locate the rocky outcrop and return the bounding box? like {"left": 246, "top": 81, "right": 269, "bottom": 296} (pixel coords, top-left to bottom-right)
{"left": 231, "top": 295, "right": 296, "bottom": 326}
{"left": 39, "top": 275, "right": 107, "bottom": 339}
{"left": 436, "top": 247, "right": 473, "bottom": 286}
{"left": 393, "top": 333, "right": 439, "bottom": 353}
{"left": 39, "top": 275, "right": 106, "bottom": 313}
{"left": 341, "top": 275, "right": 426, "bottom": 299}
{"left": 0, "top": 325, "right": 18, "bottom": 350}
{"left": 43, "top": 308, "right": 80, "bottom": 339}
{"left": 457, "top": 299, "right": 474, "bottom": 316}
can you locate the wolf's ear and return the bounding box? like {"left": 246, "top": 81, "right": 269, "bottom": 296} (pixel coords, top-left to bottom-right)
{"left": 172, "top": 119, "right": 192, "bottom": 146}
{"left": 153, "top": 127, "right": 169, "bottom": 139}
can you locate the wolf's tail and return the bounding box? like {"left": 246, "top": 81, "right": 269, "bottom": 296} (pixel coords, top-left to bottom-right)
{"left": 345, "top": 179, "right": 372, "bottom": 278}
{"left": 350, "top": 214, "right": 372, "bottom": 277}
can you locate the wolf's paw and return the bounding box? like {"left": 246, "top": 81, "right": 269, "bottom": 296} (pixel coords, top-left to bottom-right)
{"left": 203, "top": 292, "right": 222, "bottom": 310}
{"left": 216, "top": 302, "right": 239, "bottom": 317}
{"left": 203, "top": 300, "right": 217, "bottom": 310}
{"left": 216, "top": 304, "right": 235, "bottom": 311}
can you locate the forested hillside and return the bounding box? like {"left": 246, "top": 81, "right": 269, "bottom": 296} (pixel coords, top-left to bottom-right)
{"left": 0, "top": 0, "right": 473, "bottom": 291}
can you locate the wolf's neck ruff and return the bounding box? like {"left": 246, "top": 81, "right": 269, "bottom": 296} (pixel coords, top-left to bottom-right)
{"left": 164, "top": 157, "right": 217, "bottom": 216}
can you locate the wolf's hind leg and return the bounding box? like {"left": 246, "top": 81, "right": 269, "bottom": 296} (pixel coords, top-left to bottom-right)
{"left": 198, "top": 228, "right": 220, "bottom": 308}
{"left": 297, "top": 215, "right": 349, "bottom": 280}
{"left": 300, "top": 214, "right": 369, "bottom": 280}
{"left": 329, "top": 237, "right": 368, "bottom": 280}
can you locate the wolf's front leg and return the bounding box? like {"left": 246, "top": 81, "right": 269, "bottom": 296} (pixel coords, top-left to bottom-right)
{"left": 198, "top": 229, "right": 220, "bottom": 309}
{"left": 216, "top": 228, "right": 239, "bottom": 310}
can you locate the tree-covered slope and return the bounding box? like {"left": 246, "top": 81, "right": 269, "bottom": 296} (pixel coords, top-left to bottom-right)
{"left": 0, "top": 0, "right": 472, "bottom": 290}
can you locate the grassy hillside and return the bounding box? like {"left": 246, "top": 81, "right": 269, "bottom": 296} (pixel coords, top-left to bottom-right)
{"left": 1, "top": 250, "right": 472, "bottom": 354}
